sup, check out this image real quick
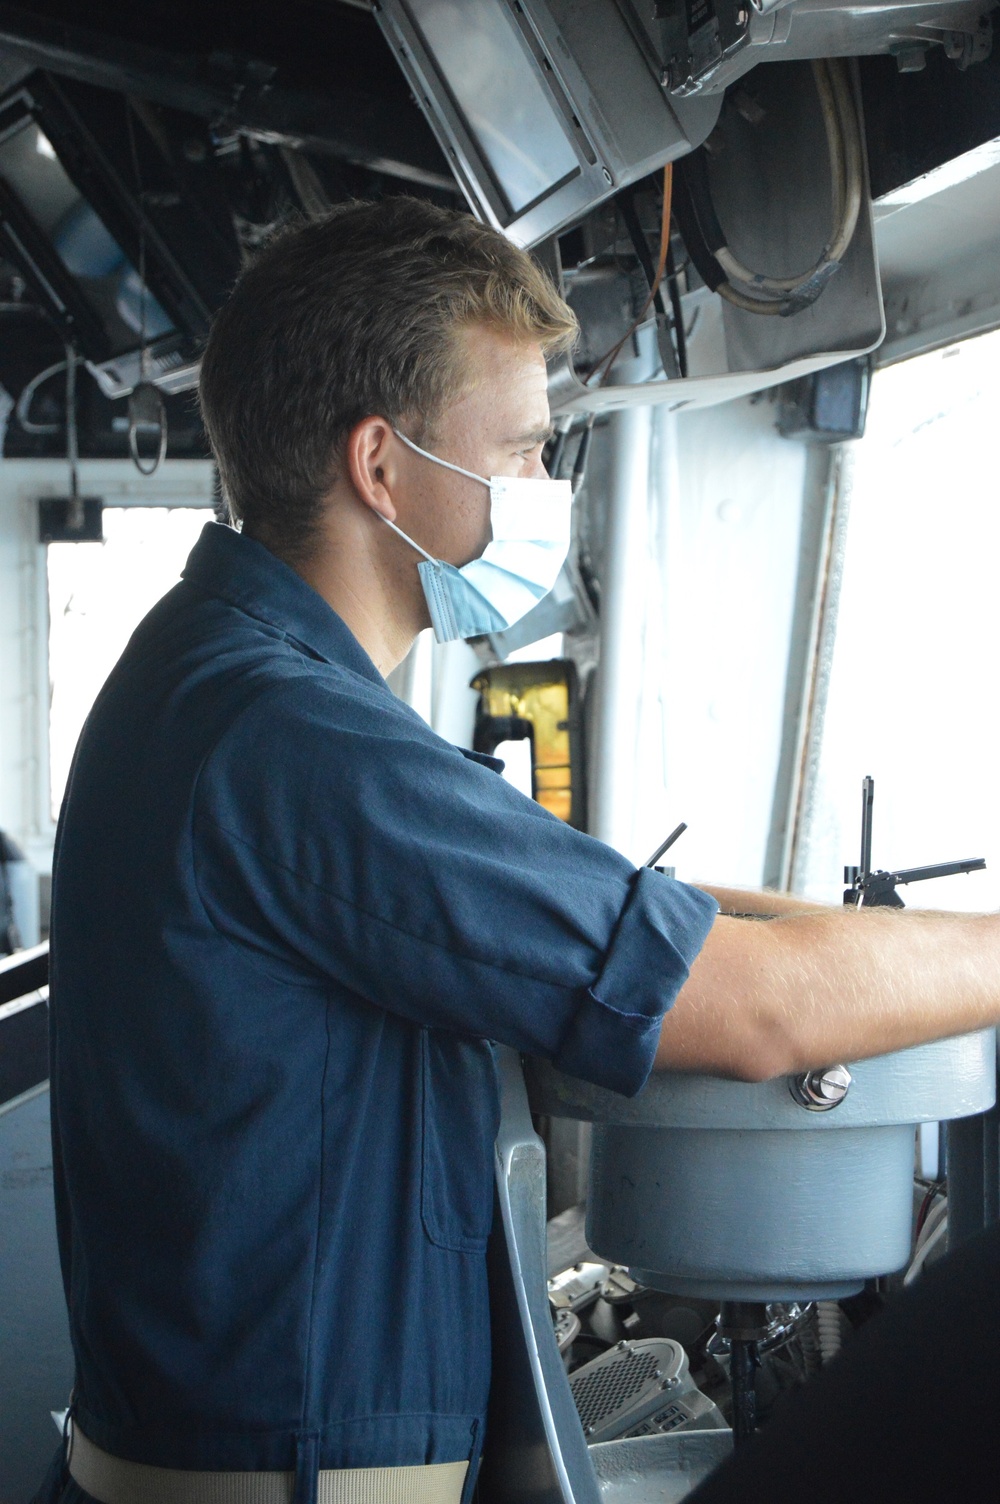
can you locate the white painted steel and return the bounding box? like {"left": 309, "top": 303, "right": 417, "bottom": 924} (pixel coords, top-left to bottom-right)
{"left": 589, "top": 399, "right": 654, "bottom": 855}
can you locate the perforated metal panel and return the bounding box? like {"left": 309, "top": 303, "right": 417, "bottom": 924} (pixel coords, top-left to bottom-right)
{"left": 571, "top": 1347, "right": 661, "bottom": 1434}
{"left": 568, "top": 1338, "right": 727, "bottom": 1444}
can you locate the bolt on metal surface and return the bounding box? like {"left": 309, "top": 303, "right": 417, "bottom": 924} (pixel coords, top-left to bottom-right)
{"left": 789, "top": 1064, "right": 853, "bottom": 1111}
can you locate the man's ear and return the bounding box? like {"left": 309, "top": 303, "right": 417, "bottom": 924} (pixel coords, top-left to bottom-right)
{"left": 344, "top": 416, "right": 398, "bottom": 522}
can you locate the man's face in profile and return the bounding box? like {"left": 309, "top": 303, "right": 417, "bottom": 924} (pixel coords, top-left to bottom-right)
{"left": 392, "top": 322, "right": 553, "bottom": 570}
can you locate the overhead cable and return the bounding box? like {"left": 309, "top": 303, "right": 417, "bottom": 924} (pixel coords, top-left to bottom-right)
{"left": 588, "top": 163, "right": 674, "bottom": 385}
{"left": 65, "top": 344, "right": 84, "bottom": 531}
{"left": 16, "top": 359, "right": 67, "bottom": 434}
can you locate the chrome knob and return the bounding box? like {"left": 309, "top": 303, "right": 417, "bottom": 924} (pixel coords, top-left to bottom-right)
{"left": 789, "top": 1064, "right": 852, "bottom": 1111}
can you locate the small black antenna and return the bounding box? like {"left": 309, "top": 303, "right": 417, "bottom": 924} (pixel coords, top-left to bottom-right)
{"left": 859, "top": 774, "right": 874, "bottom": 883}
{"left": 644, "top": 822, "right": 688, "bottom": 869}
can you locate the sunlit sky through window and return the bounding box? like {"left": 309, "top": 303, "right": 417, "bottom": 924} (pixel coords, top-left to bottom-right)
{"left": 798, "top": 326, "right": 1000, "bottom": 910}
{"left": 47, "top": 507, "right": 209, "bottom": 818}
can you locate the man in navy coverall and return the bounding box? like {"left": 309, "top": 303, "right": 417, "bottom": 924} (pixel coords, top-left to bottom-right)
{"left": 37, "top": 198, "right": 1000, "bottom": 1504}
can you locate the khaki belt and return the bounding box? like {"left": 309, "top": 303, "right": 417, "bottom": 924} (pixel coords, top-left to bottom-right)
{"left": 69, "top": 1425, "right": 469, "bottom": 1504}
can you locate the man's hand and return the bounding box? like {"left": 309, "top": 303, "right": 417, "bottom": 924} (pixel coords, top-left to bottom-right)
{"left": 656, "top": 898, "right": 999, "bottom": 1082}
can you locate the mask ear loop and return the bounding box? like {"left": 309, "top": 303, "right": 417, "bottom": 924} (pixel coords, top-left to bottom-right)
{"left": 381, "top": 430, "right": 491, "bottom": 567}
{"left": 378, "top": 513, "right": 460, "bottom": 641}
{"left": 392, "top": 429, "right": 490, "bottom": 488}
{"left": 380, "top": 513, "right": 438, "bottom": 564}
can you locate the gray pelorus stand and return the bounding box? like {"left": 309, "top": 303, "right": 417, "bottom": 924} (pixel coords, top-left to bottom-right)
{"left": 482, "top": 1029, "right": 995, "bottom": 1504}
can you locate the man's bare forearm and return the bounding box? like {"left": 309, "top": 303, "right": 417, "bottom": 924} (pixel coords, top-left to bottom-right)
{"left": 656, "top": 904, "right": 999, "bottom": 1082}
{"left": 698, "top": 884, "right": 832, "bottom": 918}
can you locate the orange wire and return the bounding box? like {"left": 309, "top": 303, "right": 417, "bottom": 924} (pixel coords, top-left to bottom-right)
{"left": 593, "top": 162, "right": 674, "bottom": 387}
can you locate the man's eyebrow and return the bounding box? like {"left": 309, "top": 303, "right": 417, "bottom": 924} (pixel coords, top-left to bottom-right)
{"left": 505, "top": 423, "right": 556, "bottom": 447}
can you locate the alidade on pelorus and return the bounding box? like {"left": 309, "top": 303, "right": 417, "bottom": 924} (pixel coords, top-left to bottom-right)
{"left": 843, "top": 774, "right": 985, "bottom": 909}
{"left": 527, "top": 776, "right": 993, "bottom": 1307}
{"left": 789, "top": 774, "right": 985, "bottom": 1117}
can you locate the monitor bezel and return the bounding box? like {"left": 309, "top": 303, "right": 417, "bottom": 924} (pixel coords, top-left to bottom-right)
{"left": 376, "top": 0, "right": 621, "bottom": 247}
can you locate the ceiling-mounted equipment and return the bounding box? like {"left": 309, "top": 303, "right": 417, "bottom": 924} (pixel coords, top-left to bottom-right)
{"left": 0, "top": 82, "right": 210, "bottom": 399}
{"left": 373, "top": 0, "right": 721, "bottom": 247}
{"left": 36, "top": 345, "right": 104, "bottom": 544}
{"left": 674, "top": 59, "right": 864, "bottom": 318}
{"left": 627, "top": 0, "right": 994, "bottom": 99}
{"left": 127, "top": 382, "right": 168, "bottom": 476}
{"left": 548, "top": 59, "right": 884, "bottom": 417}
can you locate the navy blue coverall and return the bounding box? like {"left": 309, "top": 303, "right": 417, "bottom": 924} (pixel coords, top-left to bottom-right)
{"left": 38, "top": 522, "right": 717, "bottom": 1501}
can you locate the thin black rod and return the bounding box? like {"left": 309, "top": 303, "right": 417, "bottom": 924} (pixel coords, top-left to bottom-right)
{"left": 860, "top": 775, "right": 874, "bottom": 880}
{"left": 730, "top": 1338, "right": 759, "bottom": 1447}
{"left": 644, "top": 822, "right": 688, "bottom": 869}
{"left": 665, "top": 242, "right": 688, "bottom": 379}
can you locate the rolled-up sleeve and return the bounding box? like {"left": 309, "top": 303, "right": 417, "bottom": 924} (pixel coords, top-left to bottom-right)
{"left": 553, "top": 866, "right": 717, "bottom": 1095}
{"left": 193, "top": 675, "right": 718, "bottom": 1097}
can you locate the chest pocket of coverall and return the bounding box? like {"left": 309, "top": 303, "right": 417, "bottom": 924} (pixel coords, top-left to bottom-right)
{"left": 420, "top": 1029, "right": 500, "bottom": 1252}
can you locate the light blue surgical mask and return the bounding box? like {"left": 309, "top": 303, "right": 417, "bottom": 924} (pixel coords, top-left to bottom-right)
{"left": 381, "top": 429, "right": 572, "bottom": 643}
